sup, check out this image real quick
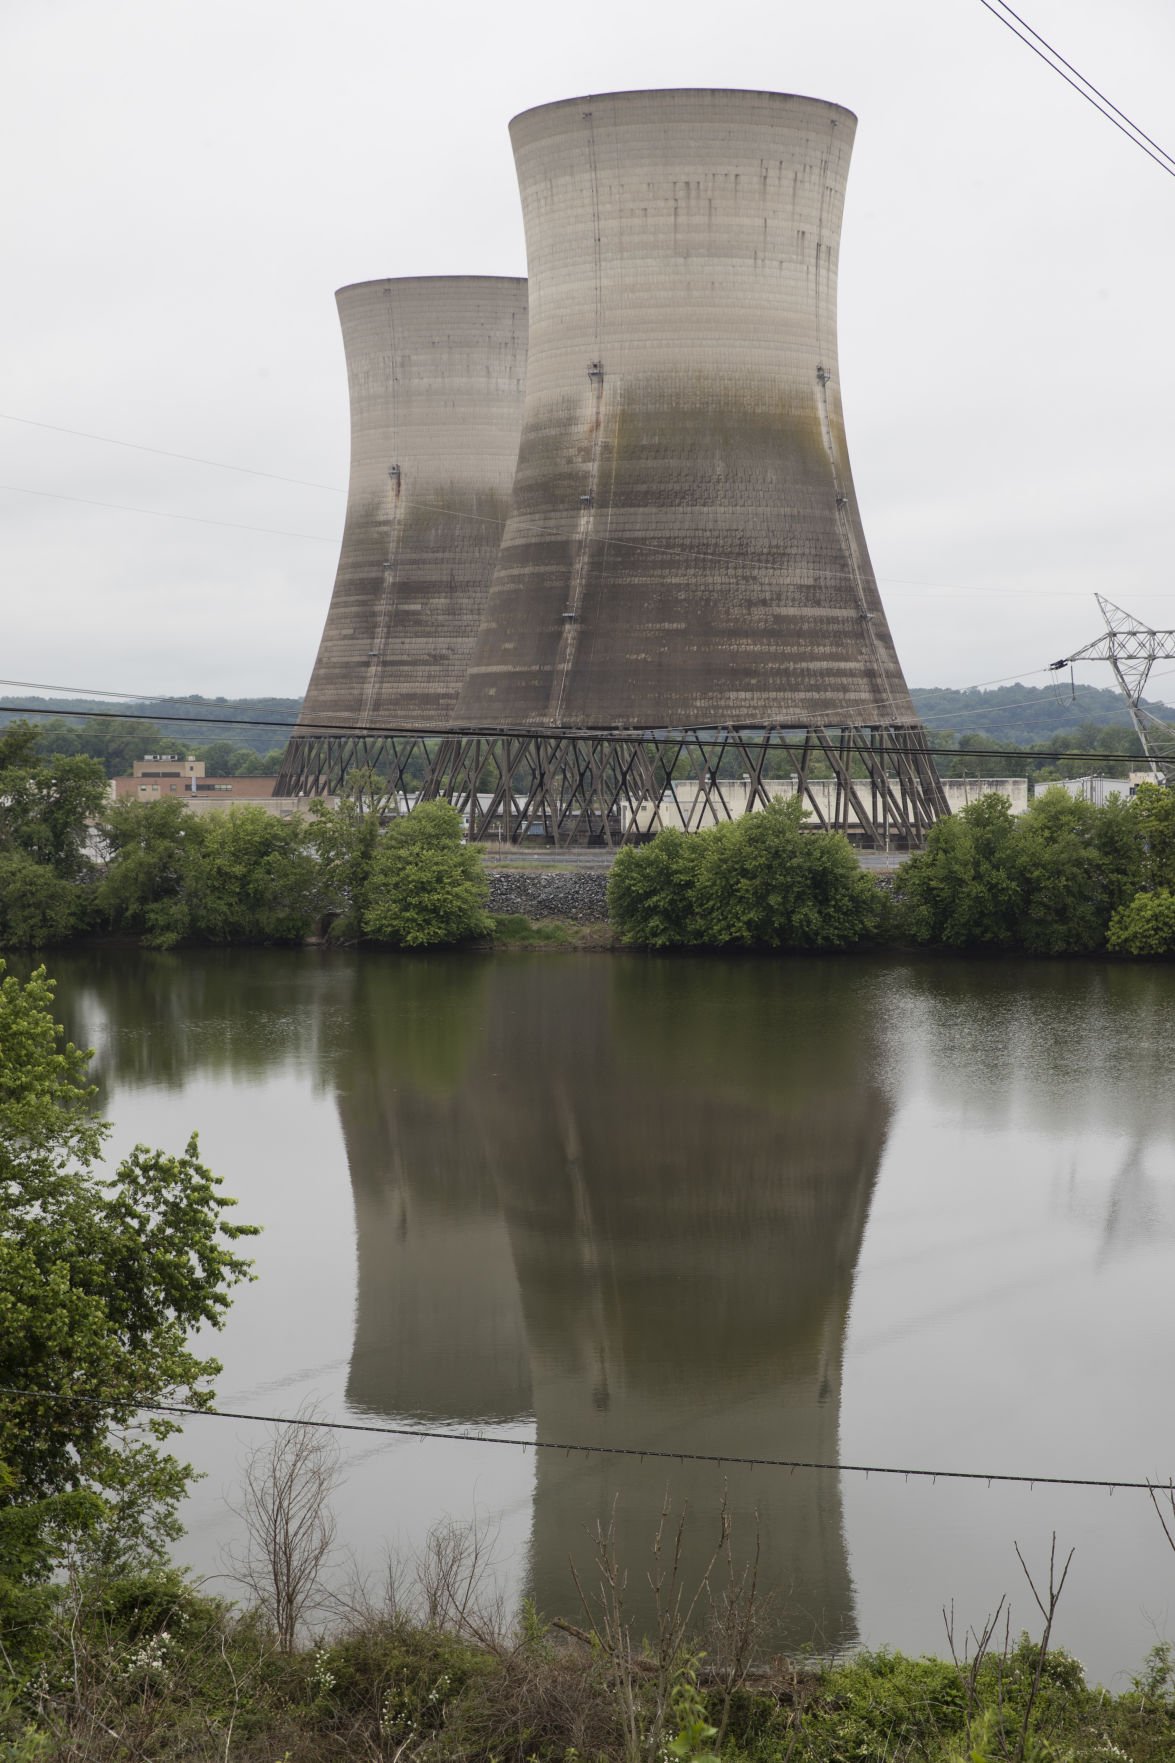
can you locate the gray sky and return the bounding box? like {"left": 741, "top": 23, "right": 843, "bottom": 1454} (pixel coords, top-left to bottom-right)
{"left": 2, "top": 0, "right": 1173, "bottom": 705}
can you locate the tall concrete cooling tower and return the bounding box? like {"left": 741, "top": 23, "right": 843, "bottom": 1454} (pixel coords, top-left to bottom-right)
{"left": 436, "top": 90, "right": 945, "bottom": 847}
{"left": 276, "top": 276, "right": 527, "bottom": 798}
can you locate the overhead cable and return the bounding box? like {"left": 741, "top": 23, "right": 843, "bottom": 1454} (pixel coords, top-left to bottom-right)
{"left": 1, "top": 697, "right": 1171, "bottom": 764}
{"left": 976, "top": 0, "right": 1175, "bottom": 180}
{"left": 0, "top": 1385, "right": 1168, "bottom": 1495}
{"left": 0, "top": 413, "right": 344, "bottom": 493}
{"left": 0, "top": 481, "right": 337, "bottom": 542}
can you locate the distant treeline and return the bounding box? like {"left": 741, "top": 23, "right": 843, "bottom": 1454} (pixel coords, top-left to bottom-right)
{"left": 911, "top": 681, "right": 1175, "bottom": 747}
{"left": 0, "top": 693, "right": 302, "bottom": 758}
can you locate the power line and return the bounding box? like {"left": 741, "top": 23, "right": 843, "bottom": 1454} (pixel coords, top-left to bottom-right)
{"left": 0, "top": 481, "right": 338, "bottom": 542}
{"left": 0, "top": 699, "right": 1168, "bottom": 766}
{"left": 976, "top": 0, "right": 1175, "bottom": 180}
{"left": 983, "top": 0, "right": 1175, "bottom": 171}
{"left": 0, "top": 413, "right": 345, "bottom": 493}
{"left": 0, "top": 1385, "right": 1167, "bottom": 1495}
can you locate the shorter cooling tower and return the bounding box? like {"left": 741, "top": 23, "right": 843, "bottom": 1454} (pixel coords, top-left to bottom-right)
{"left": 277, "top": 277, "right": 527, "bottom": 796}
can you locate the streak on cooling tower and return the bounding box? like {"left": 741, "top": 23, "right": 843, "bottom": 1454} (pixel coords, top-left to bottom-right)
{"left": 455, "top": 89, "right": 914, "bottom": 733}
{"left": 276, "top": 277, "right": 527, "bottom": 797}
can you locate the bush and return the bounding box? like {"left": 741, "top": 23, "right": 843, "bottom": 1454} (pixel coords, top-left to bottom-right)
{"left": 608, "top": 800, "right": 881, "bottom": 951}
{"left": 1107, "top": 888, "right": 1175, "bottom": 956}
{"left": 363, "top": 802, "right": 491, "bottom": 948}
{"left": 608, "top": 827, "right": 706, "bottom": 946}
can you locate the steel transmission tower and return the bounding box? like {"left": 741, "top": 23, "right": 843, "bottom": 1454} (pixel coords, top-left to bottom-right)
{"left": 1050, "top": 596, "right": 1175, "bottom": 783}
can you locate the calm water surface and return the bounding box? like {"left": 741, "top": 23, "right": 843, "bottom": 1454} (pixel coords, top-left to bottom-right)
{"left": 41, "top": 948, "right": 1175, "bottom": 1684}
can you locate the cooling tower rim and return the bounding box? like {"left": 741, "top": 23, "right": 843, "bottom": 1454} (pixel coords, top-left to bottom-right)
{"left": 334, "top": 274, "right": 528, "bottom": 299}
{"left": 510, "top": 87, "right": 857, "bottom": 132}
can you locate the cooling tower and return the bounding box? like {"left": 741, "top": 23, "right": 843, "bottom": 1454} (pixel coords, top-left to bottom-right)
{"left": 276, "top": 276, "right": 527, "bottom": 796}
{"left": 456, "top": 88, "right": 910, "bottom": 731}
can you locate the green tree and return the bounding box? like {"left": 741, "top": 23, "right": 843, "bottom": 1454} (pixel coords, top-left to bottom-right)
{"left": 97, "top": 798, "right": 201, "bottom": 946}
{"left": 307, "top": 773, "right": 382, "bottom": 940}
{"left": 1011, "top": 788, "right": 1138, "bottom": 955}
{"left": 0, "top": 855, "right": 91, "bottom": 949}
{"left": 1130, "top": 780, "right": 1175, "bottom": 891}
{"left": 894, "top": 792, "right": 1022, "bottom": 948}
{"left": 696, "top": 797, "right": 881, "bottom": 949}
{"left": 0, "top": 963, "right": 256, "bottom": 1627}
{"left": 607, "top": 826, "right": 706, "bottom": 947}
{"left": 1107, "top": 888, "right": 1175, "bottom": 956}
{"left": 363, "top": 802, "right": 491, "bottom": 948}
{"left": 0, "top": 723, "right": 107, "bottom": 881}
{"left": 181, "top": 807, "right": 321, "bottom": 945}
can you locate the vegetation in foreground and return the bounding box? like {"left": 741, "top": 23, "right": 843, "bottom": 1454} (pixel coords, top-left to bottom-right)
{"left": 5, "top": 1548, "right": 1175, "bottom": 1762}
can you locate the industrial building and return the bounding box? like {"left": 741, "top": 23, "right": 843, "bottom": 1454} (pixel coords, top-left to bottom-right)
{"left": 276, "top": 277, "right": 528, "bottom": 797}
{"left": 280, "top": 91, "right": 946, "bottom": 848}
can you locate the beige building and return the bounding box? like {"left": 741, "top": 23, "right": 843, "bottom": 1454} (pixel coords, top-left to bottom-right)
{"left": 109, "top": 757, "right": 333, "bottom": 818}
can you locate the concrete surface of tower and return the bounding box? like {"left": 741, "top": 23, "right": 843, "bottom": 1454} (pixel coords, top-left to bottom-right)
{"left": 278, "top": 277, "right": 527, "bottom": 794}
{"left": 455, "top": 88, "right": 916, "bottom": 734}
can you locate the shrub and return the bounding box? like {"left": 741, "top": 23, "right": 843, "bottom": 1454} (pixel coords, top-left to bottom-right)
{"left": 1107, "top": 888, "right": 1175, "bottom": 956}
{"left": 608, "top": 827, "right": 706, "bottom": 946}
{"left": 609, "top": 800, "right": 880, "bottom": 951}
{"left": 363, "top": 802, "right": 491, "bottom": 948}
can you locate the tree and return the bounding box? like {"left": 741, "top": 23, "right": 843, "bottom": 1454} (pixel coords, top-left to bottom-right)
{"left": 608, "top": 800, "right": 882, "bottom": 950}
{"left": 1011, "top": 788, "right": 1138, "bottom": 955}
{"left": 180, "top": 808, "right": 321, "bottom": 945}
{"left": 0, "top": 853, "right": 91, "bottom": 948}
{"left": 98, "top": 797, "right": 200, "bottom": 945}
{"left": 1107, "top": 888, "right": 1175, "bottom": 956}
{"left": 0, "top": 963, "right": 256, "bottom": 1624}
{"left": 0, "top": 722, "right": 107, "bottom": 880}
{"left": 894, "top": 792, "right": 1022, "bottom": 948}
{"left": 608, "top": 827, "right": 706, "bottom": 947}
{"left": 363, "top": 802, "right": 491, "bottom": 948}
{"left": 695, "top": 798, "right": 881, "bottom": 949}
{"left": 1130, "top": 781, "right": 1175, "bottom": 892}
{"left": 307, "top": 773, "right": 383, "bottom": 940}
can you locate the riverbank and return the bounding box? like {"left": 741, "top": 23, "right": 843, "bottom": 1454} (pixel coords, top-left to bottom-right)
{"left": 13, "top": 1586, "right": 1175, "bottom": 1762}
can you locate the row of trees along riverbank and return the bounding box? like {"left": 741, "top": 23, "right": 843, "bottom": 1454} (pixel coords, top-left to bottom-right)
{"left": 2, "top": 719, "right": 1175, "bottom": 957}
{"left": 607, "top": 788, "right": 1175, "bottom": 957}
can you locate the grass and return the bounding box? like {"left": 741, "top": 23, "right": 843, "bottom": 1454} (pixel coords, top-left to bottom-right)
{"left": 489, "top": 914, "right": 615, "bottom": 949}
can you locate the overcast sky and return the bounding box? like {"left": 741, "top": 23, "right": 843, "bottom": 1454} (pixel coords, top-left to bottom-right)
{"left": 2, "top": 0, "right": 1173, "bottom": 708}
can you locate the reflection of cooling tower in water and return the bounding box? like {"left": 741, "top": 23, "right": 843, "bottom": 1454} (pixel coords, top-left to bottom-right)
{"left": 340, "top": 956, "right": 887, "bottom": 1654}
{"left": 485, "top": 961, "right": 885, "bottom": 1654}
{"left": 340, "top": 960, "right": 531, "bottom": 1423}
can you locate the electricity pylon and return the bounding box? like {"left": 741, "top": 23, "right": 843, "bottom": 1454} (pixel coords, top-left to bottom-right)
{"left": 1049, "top": 596, "right": 1175, "bottom": 784}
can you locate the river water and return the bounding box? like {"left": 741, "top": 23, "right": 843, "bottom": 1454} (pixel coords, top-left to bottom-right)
{"left": 36, "top": 947, "right": 1175, "bottom": 1684}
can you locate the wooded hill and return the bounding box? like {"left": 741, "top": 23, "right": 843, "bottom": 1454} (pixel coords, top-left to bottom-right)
{"left": 911, "top": 681, "right": 1175, "bottom": 746}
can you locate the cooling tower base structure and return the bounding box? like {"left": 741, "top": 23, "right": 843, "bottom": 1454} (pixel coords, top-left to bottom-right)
{"left": 276, "top": 719, "right": 946, "bottom": 846}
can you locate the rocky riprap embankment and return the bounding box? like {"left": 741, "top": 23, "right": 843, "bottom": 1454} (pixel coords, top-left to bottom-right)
{"left": 486, "top": 868, "right": 611, "bottom": 924}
